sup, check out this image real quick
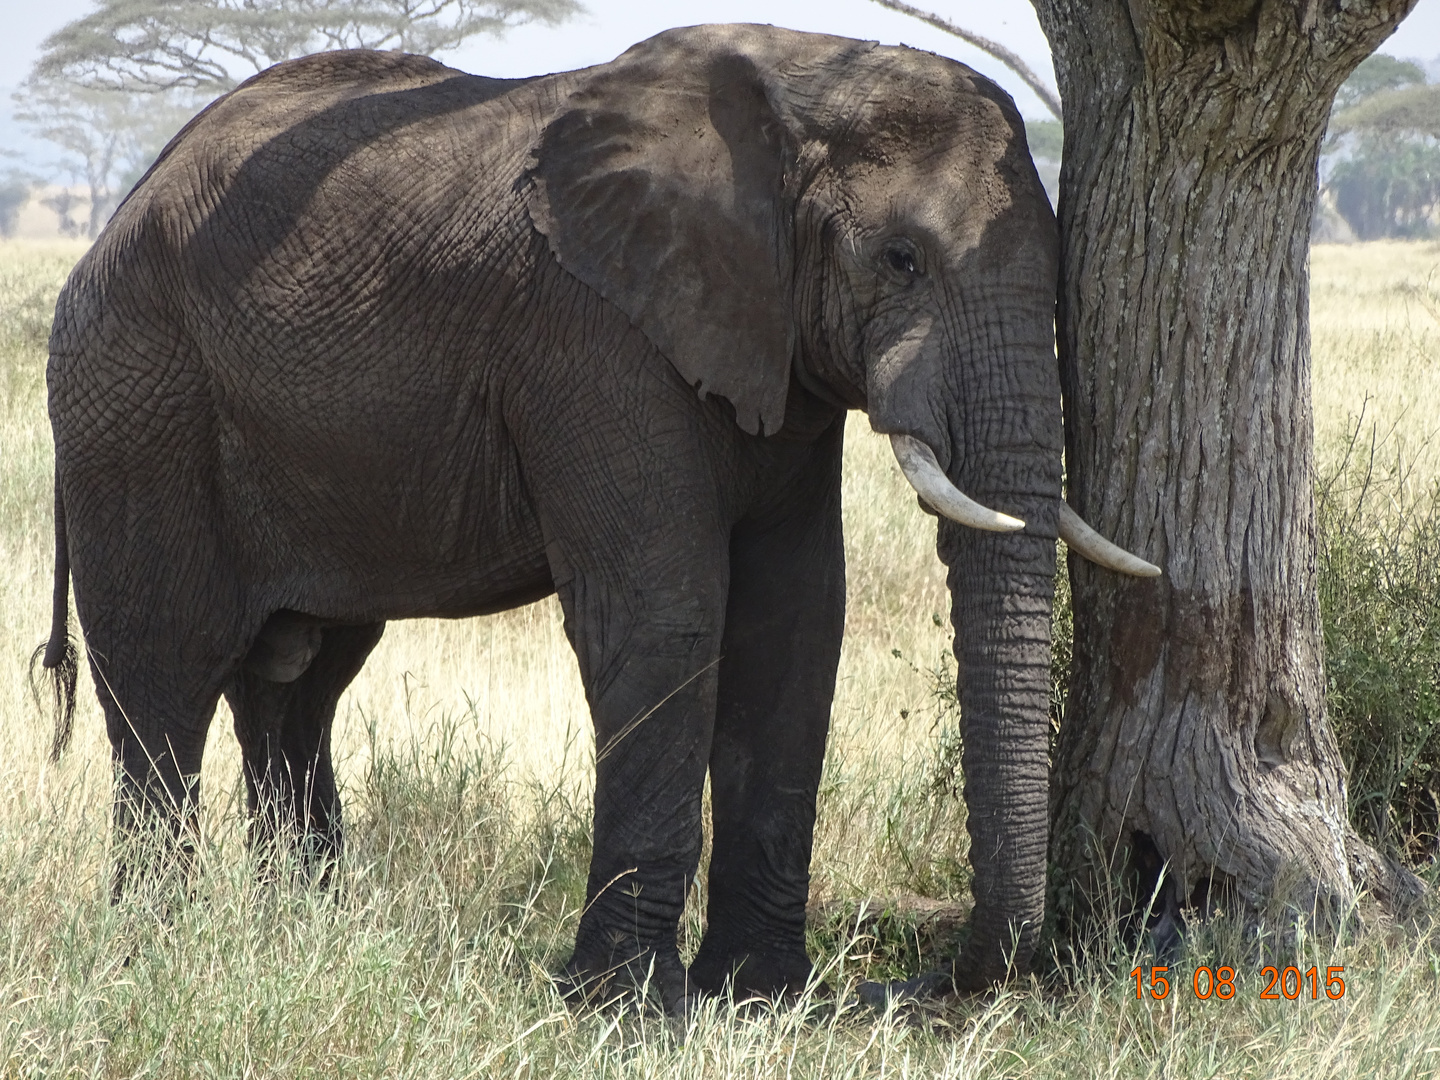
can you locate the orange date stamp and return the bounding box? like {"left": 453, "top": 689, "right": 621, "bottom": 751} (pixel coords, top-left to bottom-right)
{"left": 1131, "top": 965, "right": 1346, "bottom": 1000}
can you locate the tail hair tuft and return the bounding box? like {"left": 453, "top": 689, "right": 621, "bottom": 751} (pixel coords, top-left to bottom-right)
{"left": 30, "top": 630, "right": 79, "bottom": 762}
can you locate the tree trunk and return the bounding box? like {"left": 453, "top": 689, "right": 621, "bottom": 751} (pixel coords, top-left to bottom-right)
{"left": 86, "top": 130, "right": 118, "bottom": 241}
{"left": 1033, "top": 0, "right": 1423, "bottom": 922}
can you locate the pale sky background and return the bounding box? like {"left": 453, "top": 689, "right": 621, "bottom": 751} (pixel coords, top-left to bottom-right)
{"left": 2, "top": 0, "right": 1438, "bottom": 172}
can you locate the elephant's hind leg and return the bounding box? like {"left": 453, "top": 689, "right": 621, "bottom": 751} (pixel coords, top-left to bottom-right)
{"left": 100, "top": 664, "right": 228, "bottom": 903}
{"left": 73, "top": 531, "right": 246, "bottom": 902}
{"left": 226, "top": 620, "right": 385, "bottom": 879}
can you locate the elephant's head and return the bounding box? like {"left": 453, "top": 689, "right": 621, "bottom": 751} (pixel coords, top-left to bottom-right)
{"left": 526, "top": 24, "right": 1156, "bottom": 987}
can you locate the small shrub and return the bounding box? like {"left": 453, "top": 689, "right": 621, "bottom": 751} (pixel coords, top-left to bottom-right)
{"left": 1317, "top": 417, "right": 1440, "bottom": 862}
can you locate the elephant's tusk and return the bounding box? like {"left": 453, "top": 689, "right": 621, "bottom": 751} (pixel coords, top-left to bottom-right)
{"left": 1058, "top": 504, "right": 1162, "bottom": 577}
{"left": 889, "top": 434, "right": 1025, "bottom": 533}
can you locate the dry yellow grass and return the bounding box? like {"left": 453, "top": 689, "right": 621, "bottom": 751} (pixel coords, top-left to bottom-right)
{"left": 3, "top": 238, "right": 1439, "bottom": 1077}
{"left": 1311, "top": 239, "right": 1440, "bottom": 485}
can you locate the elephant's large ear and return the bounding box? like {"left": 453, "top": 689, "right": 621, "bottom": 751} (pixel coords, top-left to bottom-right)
{"left": 526, "top": 29, "right": 800, "bottom": 436}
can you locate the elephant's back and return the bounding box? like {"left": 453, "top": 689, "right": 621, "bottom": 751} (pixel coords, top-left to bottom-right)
{"left": 108, "top": 52, "right": 537, "bottom": 246}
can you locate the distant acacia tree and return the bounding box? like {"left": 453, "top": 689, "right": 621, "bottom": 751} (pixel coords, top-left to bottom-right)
{"left": 33, "top": 0, "right": 581, "bottom": 94}
{"left": 1331, "top": 135, "right": 1440, "bottom": 238}
{"left": 13, "top": 79, "right": 202, "bottom": 238}
{"left": 41, "top": 189, "right": 85, "bottom": 238}
{"left": 1325, "top": 71, "right": 1440, "bottom": 239}
{"left": 0, "top": 170, "right": 34, "bottom": 238}
{"left": 1333, "top": 52, "right": 1427, "bottom": 110}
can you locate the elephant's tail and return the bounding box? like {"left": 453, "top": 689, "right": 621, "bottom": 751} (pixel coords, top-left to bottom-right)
{"left": 30, "top": 474, "right": 78, "bottom": 761}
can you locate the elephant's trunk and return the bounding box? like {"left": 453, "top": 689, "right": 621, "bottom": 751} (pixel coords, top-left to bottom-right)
{"left": 921, "top": 280, "right": 1064, "bottom": 986}
{"left": 940, "top": 511, "right": 1057, "bottom": 987}
{"left": 866, "top": 270, "right": 1074, "bottom": 986}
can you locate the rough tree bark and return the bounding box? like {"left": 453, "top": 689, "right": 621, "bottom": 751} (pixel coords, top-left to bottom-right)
{"left": 1033, "top": 0, "right": 1424, "bottom": 923}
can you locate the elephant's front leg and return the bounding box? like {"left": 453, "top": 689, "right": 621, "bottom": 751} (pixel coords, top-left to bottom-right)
{"left": 548, "top": 525, "right": 729, "bottom": 1015}
{"left": 689, "top": 427, "right": 846, "bottom": 999}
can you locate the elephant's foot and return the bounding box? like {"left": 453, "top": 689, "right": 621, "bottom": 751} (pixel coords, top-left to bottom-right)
{"left": 110, "top": 778, "right": 203, "bottom": 906}
{"left": 245, "top": 811, "right": 343, "bottom": 890}
{"left": 559, "top": 943, "right": 691, "bottom": 1017}
{"left": 686, "top": 940, "right": 817, "bottom": 1003}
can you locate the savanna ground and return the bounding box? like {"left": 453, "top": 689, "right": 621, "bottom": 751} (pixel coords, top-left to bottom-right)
{"left": 3, "top": 238, "right": 1440, "bottom": 1077}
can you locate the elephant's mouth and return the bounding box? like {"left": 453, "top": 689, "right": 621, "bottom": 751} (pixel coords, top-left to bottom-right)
{"left": 889, "top": 434, "right": 1161, "bottom": 578}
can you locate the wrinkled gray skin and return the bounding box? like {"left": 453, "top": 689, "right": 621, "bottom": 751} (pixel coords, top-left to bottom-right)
{"left": 41, "top": 25, "right": 1060, "bottom": 1009}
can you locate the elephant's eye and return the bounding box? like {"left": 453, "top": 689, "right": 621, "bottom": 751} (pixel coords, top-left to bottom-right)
{"left": 880, "top": 241, "right": 920, "bottom": 279}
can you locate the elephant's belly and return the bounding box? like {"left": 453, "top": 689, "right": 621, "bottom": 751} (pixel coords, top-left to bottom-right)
{"left": 319, "top": 504, "right": 552, "bottom": 623}
{"left": 407, "top": 542, "right": 558, "bottom": 621}
{"left": 228, "top": 431, "right": 556, "bottom": 624}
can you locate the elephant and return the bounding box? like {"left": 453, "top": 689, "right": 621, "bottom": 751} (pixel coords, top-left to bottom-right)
{"left": 34, "top": 24, "right": 1157, "bottom": 1012}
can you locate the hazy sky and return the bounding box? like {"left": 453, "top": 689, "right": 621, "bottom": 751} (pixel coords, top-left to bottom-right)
{"left": 4, "top": 0, "right": 1438, "bottom": 121}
